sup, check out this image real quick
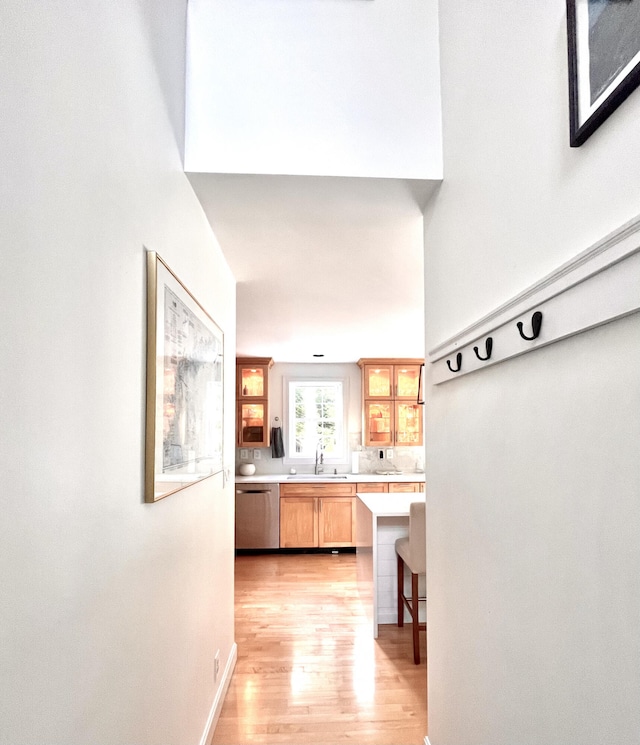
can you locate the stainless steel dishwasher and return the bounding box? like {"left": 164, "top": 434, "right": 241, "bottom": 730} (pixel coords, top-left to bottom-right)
{"left": 235, "top": 482, "right": 280, "bottom": 549}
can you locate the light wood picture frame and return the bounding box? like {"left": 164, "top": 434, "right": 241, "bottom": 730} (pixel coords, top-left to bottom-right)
{"left": 145, "top": 251, "right": 223, "bottom": 502}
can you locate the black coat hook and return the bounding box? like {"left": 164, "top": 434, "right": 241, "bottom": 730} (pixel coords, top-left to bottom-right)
{"left": 473, "top": 337, "right": 493, "bottom": 361}
{"left": 517, "top": 311, "right": 543, "bottom": 341}
{"left": 446, "top": 352, "right": 462, "bottom": 373}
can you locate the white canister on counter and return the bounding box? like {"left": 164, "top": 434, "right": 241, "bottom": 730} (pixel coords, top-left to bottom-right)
{"left": 239, "top": 463, "right": 256, "bottom": 476}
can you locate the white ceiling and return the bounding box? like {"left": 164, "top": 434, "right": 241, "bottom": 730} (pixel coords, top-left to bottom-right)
{"left": 188, "top": 173, "right": 439, "bottom": 363}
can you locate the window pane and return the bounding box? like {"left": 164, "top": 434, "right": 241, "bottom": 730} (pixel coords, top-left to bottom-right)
{"left": 288, "top": 380, "right": 343, "bottom": 458}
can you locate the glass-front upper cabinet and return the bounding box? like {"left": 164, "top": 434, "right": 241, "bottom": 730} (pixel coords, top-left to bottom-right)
{"left": 395, "top": 402, "right": 423, "bottom": 446}
{"left": 363, "top": 364, "right": 393, "bottom": 398}
{"left": 236, "top": 357, "right": 274, "bottom": 447}
{"left": 238, "top": 402, "right": 267, "bottom": 446}
{"left": 363, "top": 361, "right": 422, "bottom": 400}
{"left": 359, "top": 358, "right": 424, "bottom": 448}
{"left": 363, "top": 401, "right": 423, "bottom": 447}
{"left": 364, "top": 401, "right": 393, "bottom": 447}
{"left": 237, "top": 359, "right": 273, "bottom": 399}
{"left": 394, "top": 365, "right": 421, "bottom": 400}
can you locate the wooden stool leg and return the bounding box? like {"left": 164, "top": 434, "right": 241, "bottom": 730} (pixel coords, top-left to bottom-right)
{"left": 397, "top": 552, "right": 404, "bottom": 627}
{"left": 411, "top": 571, "right": 420, "bottom": 665}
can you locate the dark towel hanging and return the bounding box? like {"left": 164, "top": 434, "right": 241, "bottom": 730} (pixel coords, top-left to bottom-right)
{"left": 271, "top": 426, "right": 285, "bottom": 458}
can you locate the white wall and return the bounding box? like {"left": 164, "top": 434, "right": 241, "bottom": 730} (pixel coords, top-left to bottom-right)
{"left": 0, "top": 3, "right": 236, "bottom": 744}
{"left": 424, "top": 2, "right": 640, "bottom": 744}
{"left": 185, "top": 0, "right": 442, "bottom": 179}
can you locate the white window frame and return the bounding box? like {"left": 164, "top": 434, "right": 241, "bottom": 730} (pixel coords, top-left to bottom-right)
{"left": 282, "top": 376, "right": 349, "bottom": 466}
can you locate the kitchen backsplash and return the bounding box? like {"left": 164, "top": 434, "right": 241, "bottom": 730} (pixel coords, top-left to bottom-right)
{"left": 235, "top": 442, "right": 424, "bottom": 475}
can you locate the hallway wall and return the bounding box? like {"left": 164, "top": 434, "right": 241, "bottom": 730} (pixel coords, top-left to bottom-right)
{"left": 423, "top": 2, "right": 640, "bottom": 744}
{"left": 0, "top": 3, "right": 236, "bottom": 744}
{"left": 185, "top": 0, "right": 442, "bottom": 179}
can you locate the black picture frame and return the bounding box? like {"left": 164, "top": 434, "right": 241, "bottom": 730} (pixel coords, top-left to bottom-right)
{"left": 567, "top": 0, "right": 640, "bottom": 146}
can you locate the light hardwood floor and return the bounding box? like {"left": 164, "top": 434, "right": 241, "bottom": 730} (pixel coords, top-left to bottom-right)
{"left": 212, "top": 552, "right": 427, "bottom": 745}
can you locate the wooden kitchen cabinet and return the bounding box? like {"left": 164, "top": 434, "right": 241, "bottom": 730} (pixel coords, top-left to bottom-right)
{"left": 236, "top": 357, "right": 274, "bottom": 447}
{"left": 362, "top": 400, "right": 423, "bottom": 448}
{"left": 394, "top": 365, "right": 422, "bottom": 399}
{"left": 279, "top": 497, "right": 318, "bottom": 548}
{"left": 363, "top": 401, "right": 422, "bottom": 447}
{"left": 389, "top": 482, "right": 425, "bottom": 493}
{"left": 318, "top": 497, "right": 357, "bottom": 547}
{"left": 237, "top": 358, "right": 273, "bottom": 399}
{"left": 394, "top": 402, "right": 422, "bottom": 446}
{"left": 361, "top": 360, "right": 422, "bottom": 400}
{"left": 279, "top": 482, "right": 357, "bottom": 548}
{"left": 358, "top": 481, "right": 423, "bottom": 493}
{"left": 363, "top": 401, "right": 393, "bottom": 446}
{"left": 362, "top": 363, "right": 394, "bottom": 399}
{"left": 359, "top": 359, "right": 424, "bottom": 448}
{"left": 237, "top": 401, "right": 268, "bottom": 447}
{"left": 356, "top": 482, "right": 389, "bottom": 493}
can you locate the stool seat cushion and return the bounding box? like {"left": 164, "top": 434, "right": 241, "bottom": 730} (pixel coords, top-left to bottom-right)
{"left": 395, "top": 536, "right": 412, "bottom": 569}
{"left": 394, "top": 501, "right": 426, "bottom": 574}
{"left": 395, "top": 535, "right": 425, "bottom": 575}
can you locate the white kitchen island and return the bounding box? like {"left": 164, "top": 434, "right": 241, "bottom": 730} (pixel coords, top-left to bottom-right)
{"left": 356, "top": 492, "right": 426, "bottom": 638}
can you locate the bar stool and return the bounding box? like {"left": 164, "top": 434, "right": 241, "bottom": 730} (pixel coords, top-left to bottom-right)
{"left": 395, "top": 501, "right": 426, "bottom": 664}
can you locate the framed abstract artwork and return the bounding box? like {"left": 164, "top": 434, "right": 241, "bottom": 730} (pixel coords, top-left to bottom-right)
{"left": 145, "top": 251, "right": 223, "bottom": 502}
{"left": 567, "top": 0, "right": 640, "bottom": 146}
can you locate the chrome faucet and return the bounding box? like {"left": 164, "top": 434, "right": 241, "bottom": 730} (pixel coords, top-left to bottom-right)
{"left": 315, "top": 440, "right": 324, "bottom": 474}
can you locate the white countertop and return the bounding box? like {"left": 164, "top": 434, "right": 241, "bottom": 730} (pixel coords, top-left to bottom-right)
{"left": 235, "top": 472, "right": 425, "bottom": 484}
{"left": 356, "top": 491, "right": 426, "bottom": 517}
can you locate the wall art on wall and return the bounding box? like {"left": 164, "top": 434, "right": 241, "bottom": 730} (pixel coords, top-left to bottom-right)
{"left": 567, "top": 0, "right": 640, "bottom": 146}
{"left": 145, "top": 251, "right": 223, "bottom": 502}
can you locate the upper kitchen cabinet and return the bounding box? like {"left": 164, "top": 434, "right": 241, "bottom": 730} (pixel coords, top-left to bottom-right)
{"left": 363, "top": 401, "right": 393, "bottom": 446}
{"left": 394, "top": 402, "right": 422, "bottom": 446}
{"left": 237, "top": 358, "right": 273, "bottom": 399}
{"left": 361, "top": 361, "right": 422, "bottom": 400}
{"left": 359, "top": 359, "right": 424, "bottom": 448}
{"left": 236, "top": 357, "right": 274, "bottom": 447}
{"left": 395, "top": 365, "right": 422, "bottom": 399}
{"left": 363, "top": 363, "right": 393, "bottom": 398}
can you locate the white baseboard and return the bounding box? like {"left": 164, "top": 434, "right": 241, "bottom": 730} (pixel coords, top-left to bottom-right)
{"left": 200, "top": 642, "right": 238, "bottom": 745}
{"left": 377, "top": 609, "right": 400, "bottom": 625}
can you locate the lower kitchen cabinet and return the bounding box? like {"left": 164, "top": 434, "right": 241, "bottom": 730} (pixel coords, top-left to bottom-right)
{"left": 357, "top": 482, "right": 389, "bottom": 493}
{"left": 388, "top": 482, "right": 424, "bottom": 493}
{"left": 277, "top": 481, "right": 423, "bottom": 547}
{"left": 279, "top": 483, "right": 357, "bottom": 548}
{"left": 358, "top": 482, "right": 424, "bottom": 493}
{"left": 318, "top": 497, "right": 357, "bottom": 547}
{"left": 279, "top": 497, "right": 318, "bottom": 547}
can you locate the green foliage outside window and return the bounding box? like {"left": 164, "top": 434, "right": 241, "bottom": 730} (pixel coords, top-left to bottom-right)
{"left": 290, "top": 381, "right": 343, "bottom": 458}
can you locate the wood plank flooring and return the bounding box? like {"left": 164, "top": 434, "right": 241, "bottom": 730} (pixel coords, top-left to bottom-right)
{"left": 212, "top": 552, "right": 427, "bottom": 745}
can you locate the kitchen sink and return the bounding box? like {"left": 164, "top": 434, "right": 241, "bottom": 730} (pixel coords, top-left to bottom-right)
{"left": 286, "top": 474, "right": 348, "bottom": 480}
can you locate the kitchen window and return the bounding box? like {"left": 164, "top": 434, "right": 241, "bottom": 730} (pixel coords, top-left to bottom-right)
{"left": 284, "top": 378, "right": 348, "bottom": 464}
